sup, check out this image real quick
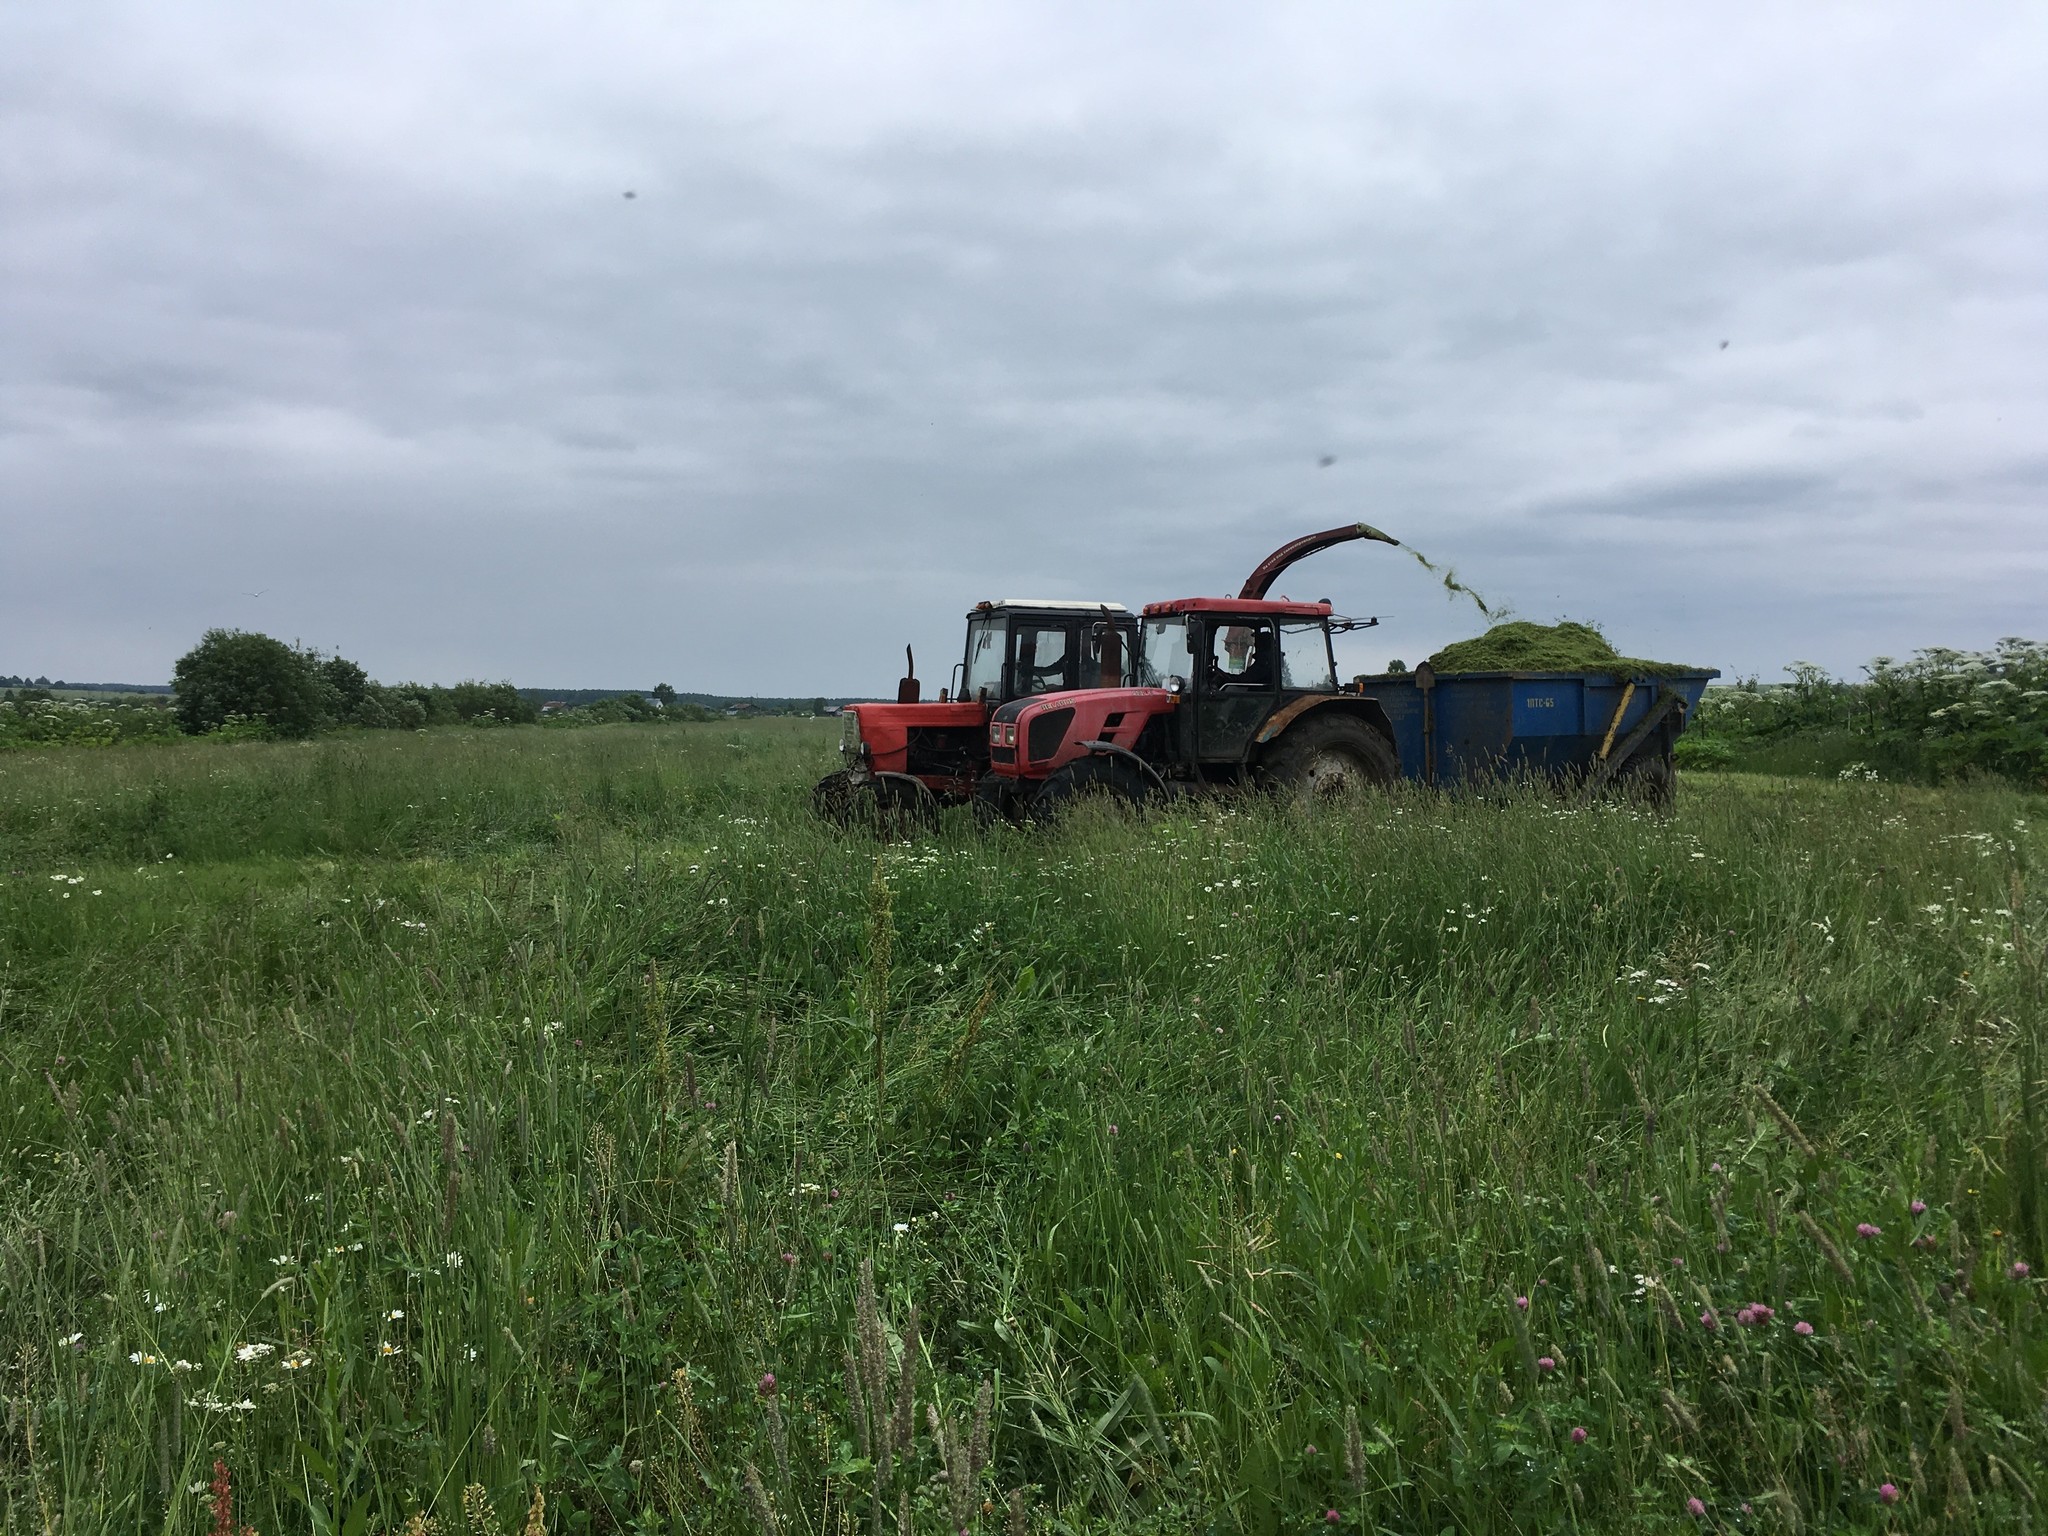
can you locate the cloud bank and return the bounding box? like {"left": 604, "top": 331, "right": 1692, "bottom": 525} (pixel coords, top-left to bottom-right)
{"left": 5, "top": 2, "right": 2044, "bottom": 691}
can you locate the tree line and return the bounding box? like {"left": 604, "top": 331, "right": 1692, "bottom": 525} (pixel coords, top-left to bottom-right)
{"left": 165, "top": 629, "right": 717, "bottom": 739}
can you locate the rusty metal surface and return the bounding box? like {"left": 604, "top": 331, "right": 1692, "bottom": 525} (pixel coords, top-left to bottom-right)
{"left": 1252, "top": 692, "right": 1348, "bottom": 744}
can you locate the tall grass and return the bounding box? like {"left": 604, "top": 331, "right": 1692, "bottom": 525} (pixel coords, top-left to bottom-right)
{"left": 1, "top": 722, "right": 2042, "bottom": 1533}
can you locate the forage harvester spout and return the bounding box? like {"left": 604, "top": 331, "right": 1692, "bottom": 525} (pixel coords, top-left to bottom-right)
{"left": 1238, "top": 522, "right": 1400, "bottom": 600}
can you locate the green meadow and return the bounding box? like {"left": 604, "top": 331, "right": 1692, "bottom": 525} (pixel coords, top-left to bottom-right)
{"left": 1, "top": 722, "right": 2042, "bottom": 1533}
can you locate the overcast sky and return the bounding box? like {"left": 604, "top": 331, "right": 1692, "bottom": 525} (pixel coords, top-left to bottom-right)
{"left": 4, "top": 3, "right": 2044, "bottom": 693}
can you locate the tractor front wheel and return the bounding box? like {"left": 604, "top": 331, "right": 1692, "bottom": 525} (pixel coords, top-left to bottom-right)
{"left": 1027, "top": 754, "right": 1151, "bottom": 827}
{"left": 813, "top": 771, "right": 940, "bottom": 838}
{"left": 1260, "top": 713, "right": 1397, "bottom": 802}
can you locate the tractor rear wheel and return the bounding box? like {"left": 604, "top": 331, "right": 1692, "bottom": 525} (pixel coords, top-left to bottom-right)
{"left": 1027, "top": 754, "right": 1150, "bottom": 827}
{"left": 1261, "top": 713, "right": 1397, "bottom": 802}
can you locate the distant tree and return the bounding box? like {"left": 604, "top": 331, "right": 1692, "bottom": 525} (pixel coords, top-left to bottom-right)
{"left": 315, "top": 654, "right": 372, "bottom": 721}
{"left": 34, "top": 676, "right": 50, "bottom": 687}
{"left": 171, "top": 629, "right": 324, "bottom": 738}
{"left": 652, "top": 683, "right": 677, "bottom": 710}
{"left": 808, "top": 697, "right": 827, "bottom": 716}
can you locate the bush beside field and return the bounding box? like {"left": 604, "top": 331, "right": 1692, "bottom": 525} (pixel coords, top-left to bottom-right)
{"left": 0, "top": 722, "right": 2043, "bottom": 1533}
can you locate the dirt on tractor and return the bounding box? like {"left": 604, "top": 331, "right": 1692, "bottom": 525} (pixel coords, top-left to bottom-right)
{"left": 1426, "top": 620, "right": 1702, "bottom": 677}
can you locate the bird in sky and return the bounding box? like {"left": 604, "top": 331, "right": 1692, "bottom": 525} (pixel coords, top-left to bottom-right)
{"left": 243, "top": 590, "right": 266, "bottom": 598}
{"left": 1719, "top": 340, "right": 1729, "bottom": 349}
{"left": 623, "top": 190, "right": 637, "bottom": 199}
{"left": 1318, "top": 454, "right": 1336, "bottom": 468}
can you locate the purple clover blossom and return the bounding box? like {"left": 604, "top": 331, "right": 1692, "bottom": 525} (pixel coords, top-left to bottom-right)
{"left": 1879, "top": 1482, "right": 1900, "bottom": 1505}
{"left": 1856, "top": 1222, "right": 1882, "bottom": 1240}
{"left": 1910, "top": 1199, "right": 1926, "bottom": 1215}
{"left": 758, "top": 1372, "right": 776, "bottom": 1396}
{"left": 1793, "top": 1320, "right": 1815, "bottom": 1336}
{"left": 1570, "top": 1426, "right": 1588, "bottom": 1444}
{"left": 1686, "top": 1497, "right": 1706, "bottom": 1517}
{"left": 2012, "top": 1261, "right": 2031, "bottom": 1280}
{"left": 1515, "top": 1295, "right": 1529, "bottom": 1311}
{"left": 1699, "top": 1309, "right": 1718, "bottom": 1331}
{"left": 1536, "top": 1356, "right": 1556, "bottom": 1374}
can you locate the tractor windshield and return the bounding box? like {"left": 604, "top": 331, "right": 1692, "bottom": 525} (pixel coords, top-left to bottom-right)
{"left": 963, "top": 616, "right": 1007, "bottom": 702}
{"left": 1136, "top": 616, "right": 1191, "bottom": 688}
{"left": 1280, "top": 621, "right": 1337, "bottom": 690}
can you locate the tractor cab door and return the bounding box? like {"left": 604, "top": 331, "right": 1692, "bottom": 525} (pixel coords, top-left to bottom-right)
{"left": 1196, "top": 617, "right": 1279, "bottom": 762}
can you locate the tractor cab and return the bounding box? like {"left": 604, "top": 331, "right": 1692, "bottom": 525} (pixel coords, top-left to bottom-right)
{"left": 815, "top": 600, "right": 1135, "bottom": 830}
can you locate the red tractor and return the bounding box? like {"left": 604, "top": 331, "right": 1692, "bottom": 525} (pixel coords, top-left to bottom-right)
{"left": 815, "top": 598, "right": 1139, "bottom": 831}
{"left": 976, "top": 524, "right": 1404, "bottom": 822}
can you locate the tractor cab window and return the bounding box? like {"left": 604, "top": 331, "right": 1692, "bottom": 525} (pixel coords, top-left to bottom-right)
{"left": 1014, "top": 623, "right": 1075, "bottom": 695}
{"left": 1082, "top": 619, "right": 1135, "bottom": 687}
{"left": 1136, "top": 616, "right": 1190, "bottom": 689}
{"left": 1205, "top": 620, "right": 1277, "bottom": 693}
{"left": 963, "top": 616, "right": 1007, "bottom": 702}
{"left": 1279, "top": 621, "right": 1337, "bottom": 691}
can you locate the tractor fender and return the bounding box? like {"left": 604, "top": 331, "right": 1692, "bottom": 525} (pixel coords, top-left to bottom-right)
{"left": 872, "top": 770, "right": 937, "bottom": 801}
{"left": 1076, "top": 740, "right": 1169, "bottom": 795}
{"left": 1254, "top": 694, "right": 1396, "bottom": 751}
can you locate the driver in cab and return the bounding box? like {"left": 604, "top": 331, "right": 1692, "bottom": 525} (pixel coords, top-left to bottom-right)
{"left": 1209, "top": 626, "right": 1269, "bottom": 691}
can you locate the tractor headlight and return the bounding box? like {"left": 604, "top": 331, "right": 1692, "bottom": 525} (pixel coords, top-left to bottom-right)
{"left": 839, "top": 712, "right": 861, "bottom": 755}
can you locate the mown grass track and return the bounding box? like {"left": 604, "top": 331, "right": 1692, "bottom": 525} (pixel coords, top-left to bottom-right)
{"left": 1, "top": 721, "right": 2043, "bottom": 1533}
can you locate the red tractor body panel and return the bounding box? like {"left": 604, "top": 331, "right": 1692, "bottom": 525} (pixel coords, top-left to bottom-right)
{"left": 843, "top": 700, "right": 989, "bottom": 784}
{"left": 988, "top": 687, "right": 1178, "bottom": 780}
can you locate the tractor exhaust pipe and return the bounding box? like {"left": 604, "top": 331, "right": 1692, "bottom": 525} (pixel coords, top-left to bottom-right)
{"left": 1238, "top": 522, "right": 1400, "bottom": 600}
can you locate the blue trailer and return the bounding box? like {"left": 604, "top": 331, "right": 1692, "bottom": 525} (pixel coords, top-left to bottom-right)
{"left": 1358, "top": 664, "right": 1721, "bottom": 797}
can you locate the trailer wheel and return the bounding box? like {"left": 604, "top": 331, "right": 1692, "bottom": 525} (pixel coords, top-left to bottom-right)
{"left": 1027, "top": 754, "right": 1150, "bottom": 827}
{"left": 1261, "top": 713, "right": 1397, "bottom": 801}
{"left": 1612, "top": 751, "right": 1675, "bottom": 810}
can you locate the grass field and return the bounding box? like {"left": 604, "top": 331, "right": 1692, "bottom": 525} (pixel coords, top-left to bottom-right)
{"left": 2, "top": 721, "right": 2043, "bottom": 1534}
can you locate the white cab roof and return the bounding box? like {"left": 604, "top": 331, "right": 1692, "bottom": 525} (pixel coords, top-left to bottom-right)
{"left": 970, "top": 599, "right": 1131, "bottom": 614}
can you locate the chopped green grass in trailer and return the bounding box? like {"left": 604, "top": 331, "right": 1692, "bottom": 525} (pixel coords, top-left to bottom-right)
{"left": 1426, "top": 619, "right": 1704, "bottom": 677}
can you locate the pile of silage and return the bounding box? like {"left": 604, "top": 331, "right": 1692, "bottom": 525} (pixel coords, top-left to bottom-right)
{"left": 1426, "top": 621, "right": 1702, "bottom": 677}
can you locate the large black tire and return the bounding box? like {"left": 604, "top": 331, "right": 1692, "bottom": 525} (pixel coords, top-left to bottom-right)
{"left": 812, "top": 770, "right": 862, "bottom": 826}
{"left": 1259, "top": 712, "right": 1398, "bottom": 802}
{"left": 972, "top": 773, "right": 1024, "bottom": 831}
{"left": 813, "top": 772, "right": 939, "bottom": 838}
{"left": 1027, "top": 754, "right": 1151, "bottom": 827}
{"left": 1611, "top": 750, "right": 1676, "bottom": 810}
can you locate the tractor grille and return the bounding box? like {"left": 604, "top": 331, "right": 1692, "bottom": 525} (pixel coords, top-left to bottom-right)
{"left": 990, "top": 746, "right": 1015, "bottom": 765}
{"left": 1026, "top": 707, "right": 1074, "bottom": 762}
